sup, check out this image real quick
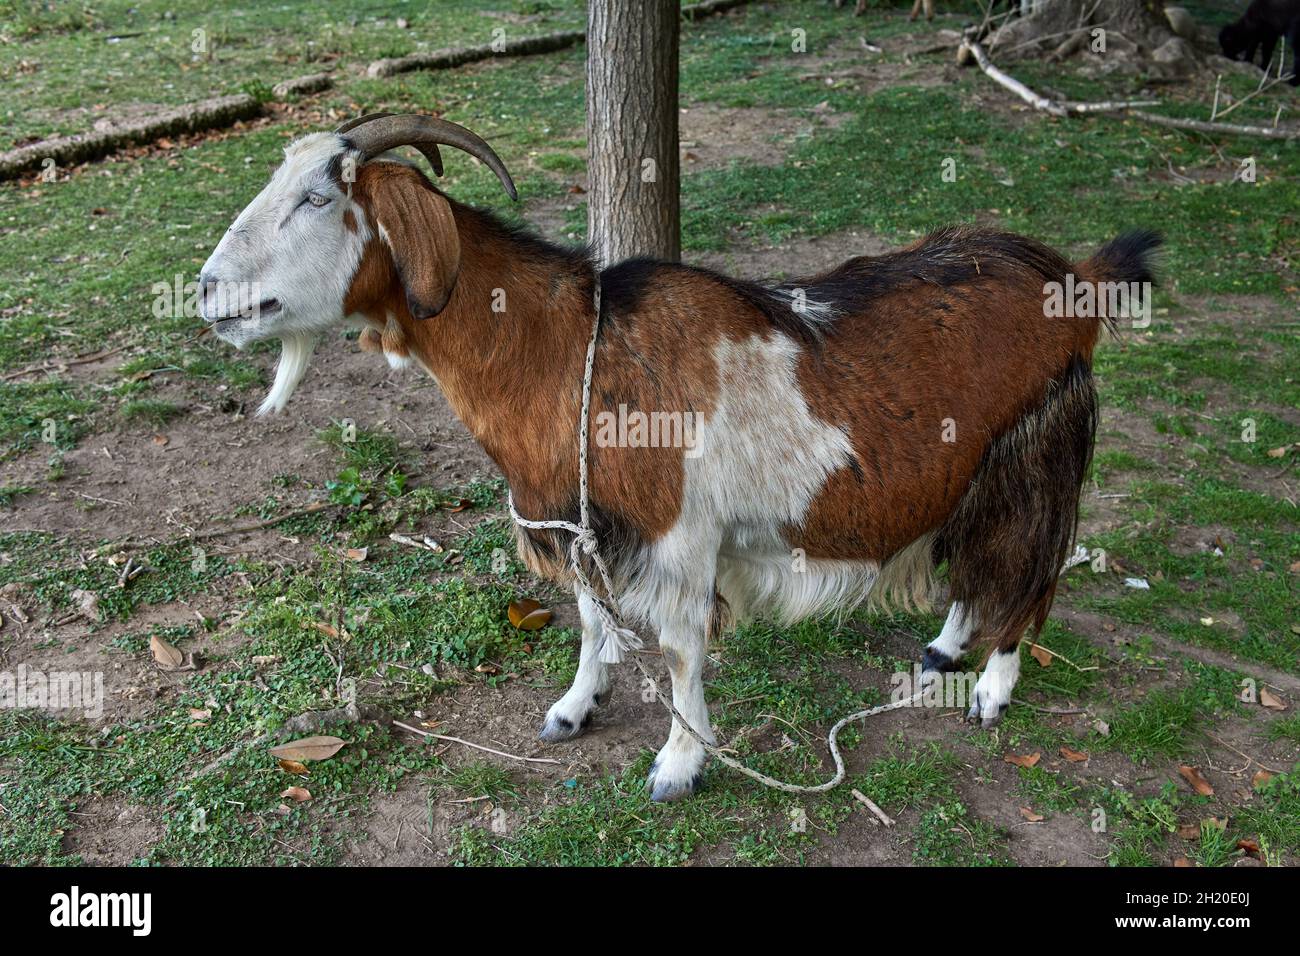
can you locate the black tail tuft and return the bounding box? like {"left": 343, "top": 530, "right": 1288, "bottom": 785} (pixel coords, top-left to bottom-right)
{"left": 1090, "top": 230, "right": 1162, "bottom": 287}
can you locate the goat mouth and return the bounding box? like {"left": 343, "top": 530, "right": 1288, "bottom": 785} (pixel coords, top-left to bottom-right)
{"left": 207, "top": 298, "right": 282, "bottom": 325}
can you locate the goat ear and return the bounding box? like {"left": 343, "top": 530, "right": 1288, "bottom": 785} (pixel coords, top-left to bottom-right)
{"left": 369, "top": 171, "right": 461, "bottom": 320}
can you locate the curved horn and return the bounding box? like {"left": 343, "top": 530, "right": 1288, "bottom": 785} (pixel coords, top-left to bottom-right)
{"left": 335, "top": 112, "right": 443, "bottom": 178}
{"left": 337, "top": 113, "right": 517, "bottom": 201}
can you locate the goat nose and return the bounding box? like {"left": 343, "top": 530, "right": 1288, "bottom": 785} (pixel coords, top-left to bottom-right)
{"left": 198, "top": 273, "right": 222, "bottom": 322}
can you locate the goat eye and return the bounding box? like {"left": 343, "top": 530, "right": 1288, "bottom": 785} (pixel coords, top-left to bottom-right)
{"left": 306, "top": 192, "right": 330, "bottom": 208}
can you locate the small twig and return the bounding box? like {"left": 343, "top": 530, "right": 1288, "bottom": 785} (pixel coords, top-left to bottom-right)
{"left": 1012, "top": 699, "right": 1087, "bottom": 715}
{"left": 1205, "top": 732, "right": 1286, "bottom": 775}
{"left": 1025, "top": 642, "right": 1100, "bottom": 672}
{"left": 1215, "top": 71, "right": 1298, "bottom": 121}
{"left": 185, "top": 502, "right": 334, "bottom": 542}
{"left": 851, "top": 789, "right": 895, "bottom": 826}
{"left": 392, "top": 720, "right": 561, "bottom": 766}
{"left": 1, "top": 345, "right": 128, "bottom": 381}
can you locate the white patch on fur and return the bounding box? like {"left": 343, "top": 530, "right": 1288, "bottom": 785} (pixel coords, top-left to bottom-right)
{"left": 540, "top": 589, "right": 611, "bottom": 739}
{"left": 927, "top": 602, "right": 974, "bottom": 661}
{"left": 616, "top": 333, "right": 858, "bottom": 628}
{"left": 259, "top": 333, "right": 318, "bottom": 415}
{"left": 719, "top": 552, "right": 880, "bottom": 624}
{"left": 969, "top": 645, "right": 1021, "bottom": 723}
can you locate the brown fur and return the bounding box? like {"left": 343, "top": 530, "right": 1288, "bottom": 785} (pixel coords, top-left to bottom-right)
{"left": 341, "top": 161, "right": 1153, "bottom": 660}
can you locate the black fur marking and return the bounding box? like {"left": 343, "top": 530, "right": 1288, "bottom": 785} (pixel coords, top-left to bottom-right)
{"left": 936, "top": 356, "right": 1101, "bottom": 656}
{"left": 598, "top": 226, "right": 1079, "bottom": 347}
{"left": 922, "top": 647, "right": 958, "bottom": 673}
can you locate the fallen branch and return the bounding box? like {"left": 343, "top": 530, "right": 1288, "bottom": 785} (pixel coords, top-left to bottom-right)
{"left": 271, "top": 73, "right": 333, "bottom": 99}
{"left": 368, "top": 0, "right": 753, "bottom": 78}
{"left": 851, "top": 789, "right": 896, "bottom": 826}
{"left": 366, "top": 29, "right": 584, "bottom": 79}
{"left": 959, "top": 40, "right": 1068, "bottom": 116}
{"left": 0, "top": 94, "right": 261, "bottom": 180}
{"left": 1, "top": 345, "right": 129, "bottom": 381}
{"left": 1125, "top": 109, "right": 1299, "bottom": 140}
{"left": 1066, "top": 99, "right": 1159, "bottom": 113}
{"left": 959, "top": 40, "right": 1300, "bottom": 140}
{"left": 392, "top": 720, "right": 562, "bottom": 766}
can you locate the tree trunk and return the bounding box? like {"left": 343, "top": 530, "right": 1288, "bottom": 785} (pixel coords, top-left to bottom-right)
{"left": 585, "top": 0, "right": 681, "bottom": 266}
{"left": 988, "top": 0, "right": 1180, "bottom": 62}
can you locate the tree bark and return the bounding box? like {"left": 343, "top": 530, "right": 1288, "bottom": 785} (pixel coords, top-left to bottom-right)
{"left": 585, "top": 0, "right": 681, "bottom": 266}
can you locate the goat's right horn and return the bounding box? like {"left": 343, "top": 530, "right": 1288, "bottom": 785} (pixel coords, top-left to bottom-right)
{"left": 338, "top": 113, "right": 517, "bottom": 201}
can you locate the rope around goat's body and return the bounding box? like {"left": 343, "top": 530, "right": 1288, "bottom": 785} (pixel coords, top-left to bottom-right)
{"left": 507, "top": 279, "right": 912, "bottom": 794}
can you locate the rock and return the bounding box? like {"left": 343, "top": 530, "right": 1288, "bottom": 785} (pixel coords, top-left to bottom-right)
{"left": 1164, "top": 6, "right": 1198, "bottom": 42}
{"left": 1152, "top": 36, "right": 1196, "bottom": 66}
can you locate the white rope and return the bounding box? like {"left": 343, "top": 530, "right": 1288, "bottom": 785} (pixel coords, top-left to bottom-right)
{"left": 505, "top": 279, "right": 922, "bottom": 795}
{"left": 508, "top": 281, "right": 640, "bottom": 665}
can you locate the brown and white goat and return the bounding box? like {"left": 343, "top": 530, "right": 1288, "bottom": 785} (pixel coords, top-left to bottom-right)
{"left": 198, "top": 114, "right": 1158, "bottom": 801}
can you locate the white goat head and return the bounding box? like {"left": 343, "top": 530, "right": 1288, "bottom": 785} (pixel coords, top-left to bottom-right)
{"left": 197, "top": 113, "right": 517, "bottom": 414}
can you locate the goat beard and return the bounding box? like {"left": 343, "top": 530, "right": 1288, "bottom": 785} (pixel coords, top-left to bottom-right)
{"left": 259, "top": 333, "right": 318, "bottom": 416}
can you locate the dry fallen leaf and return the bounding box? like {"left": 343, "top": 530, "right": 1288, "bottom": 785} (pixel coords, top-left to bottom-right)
{"left": 1092, "top": 718, "right": 1111, "bottom": 737}
{"left": 345, "top": 547, "right": 368, "bottom": 562}
{"left": 1260, "top": 688, "right": 1287, "bottom": 711}
{"left": 1060, "top": 746, "right": 1089, "bottom": 763}
{"left": 1252, "top": 769, "right": 1273, "bottom": 789}
{"left": 1236, "top": 838, "right": 1260, "bottom": 857}
{"left": 508, "top": 598, "right": 553, "bottom": 631}
{"left": 1019, "top": 806, "right": 1045, "bottom": 823}
{"left": 188, "top": 707, "right": 212, "bottom": 720}
{"left": 1176, "top": 822, "right": 1200, "bottom": 840}
{"left": 312, "top": 622, "right": 339, "bottom": 639}
{"left": 150, "top": 634, "right": 184, "bottom": 670}
{"left": 269, "top": 735, "right": 346, "bottom": 762}
{"left": 277, "top": 759, "right": 310, "bottom": 776}
{"left": 1265, "top": 445, "right": 1287, "bottom": 458}
{"left": 1029, "top": 643, "right": 1053, "bottom": 668}
{"left": 1178, "top": 764, "right": 1214, "bottom": 797}
{"left": 280, "top": 786, "right": 312, "bottom": 803}
{"left": 1173, "top": 857, "right": 1193, "bottom": 867}
{"left": 1003, "top": 751, "right": 1041, "bottom": 769}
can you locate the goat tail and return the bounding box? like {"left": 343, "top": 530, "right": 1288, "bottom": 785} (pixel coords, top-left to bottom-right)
{"left": 1074, "top": 229, "right": 1163, "bottom": 337}
{"left": 934, "top": 354, "right": 1099, "bottom": 662}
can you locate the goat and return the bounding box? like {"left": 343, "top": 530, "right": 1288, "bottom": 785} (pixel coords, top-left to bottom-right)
{"left": 1219, "top": 0, "right": 1300, "bottom": 84}
{"left": 198, "top": 113, "right": 1160, "bottom": 801}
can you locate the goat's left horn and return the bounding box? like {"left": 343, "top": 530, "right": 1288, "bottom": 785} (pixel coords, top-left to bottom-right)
{"left": 338, "top": 113, "right": 517, "bottom": 201}
{"left": 336, "top": 112, "right": 444, "bottom": 178}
